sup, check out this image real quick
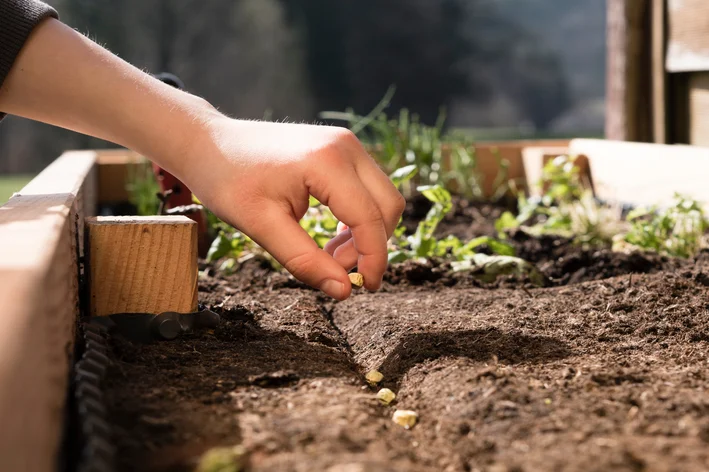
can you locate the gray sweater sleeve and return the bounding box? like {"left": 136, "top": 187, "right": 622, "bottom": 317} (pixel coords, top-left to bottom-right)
{"left": 0, "top": 0, "right": 58, "bottom": 117}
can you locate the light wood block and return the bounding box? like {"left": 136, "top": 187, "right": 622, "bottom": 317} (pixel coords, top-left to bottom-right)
{"left": 0, "top": 150, "right": 97, "bottom": 472}
{"left": 96, "top": 149, "right": 147, "bottom": 204}
{"left": 689, "top": 72, "right": 709, "bottom": 146}
{"left": 86, "top": 215, "right": 198, "bottom": 317}
{"left": 569, "top": 138, "right": 709, "bottom": 209}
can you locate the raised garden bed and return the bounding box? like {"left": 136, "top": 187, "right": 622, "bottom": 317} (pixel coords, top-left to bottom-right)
{"left": 103, "top": 200, "right": 709, "bottom": 472}
{"left": 3, "top": 139, "right": 709, "bottom": 471}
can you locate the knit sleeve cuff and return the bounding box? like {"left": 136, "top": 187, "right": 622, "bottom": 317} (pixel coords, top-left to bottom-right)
{"left": 0, "top": 0, "right": 59, "bottom": 112}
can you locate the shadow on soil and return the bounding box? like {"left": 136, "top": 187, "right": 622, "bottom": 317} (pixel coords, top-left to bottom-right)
{"left": 376, "top": 328, "right": 572, "bottom": 387}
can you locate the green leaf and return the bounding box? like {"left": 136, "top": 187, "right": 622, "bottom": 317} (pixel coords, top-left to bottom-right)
{"left": 495, "top": 211, "right": 519, "bottom": 236}
{"left": 451, "top": 254, "right": 544, "bottom": 286}
{"left": 388, "top": 250, "right": 410, "bottom": 263}
{"left": 206, "top": 232, "right": 234, "bottom": 262}
{"left": 460, "top": 236, "right": 515, "bottom": 257}
{"left": 389, "top": 165, "right": 418, "bottom": 188}
{"left": 417, "top": 185, "right": 452, "bottom": 205}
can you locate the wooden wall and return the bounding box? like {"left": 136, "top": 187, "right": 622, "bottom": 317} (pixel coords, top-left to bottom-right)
{"left": 608, "top": 0, "right": 709, "bottom": 145}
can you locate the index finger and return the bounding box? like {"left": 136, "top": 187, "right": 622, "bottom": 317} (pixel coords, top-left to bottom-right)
{"left": 308, "top": 164, "right": 388, "bottom": 290}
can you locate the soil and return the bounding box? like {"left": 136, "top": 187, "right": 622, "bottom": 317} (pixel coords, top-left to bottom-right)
{"left": 102, "top": 204, "right": 709, "bottom": 472}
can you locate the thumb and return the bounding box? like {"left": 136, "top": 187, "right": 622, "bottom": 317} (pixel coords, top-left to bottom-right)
{"left": 245, "top": 205, "right": 352, "bottom": 300}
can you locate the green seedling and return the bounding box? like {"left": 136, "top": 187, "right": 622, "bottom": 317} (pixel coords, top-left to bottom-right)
{"left": 320, "top": 88, "right": 501, "bottom": 200}
{"left": 126, "top": 160, "right": 161, "bottom": 216}
{"left": 495, "top": 155, "right": 619, "bottom": 246}
{"left": 388, "top": 183, "right": 515, "bottom": 263}
{"left": 451, "top": 253, "right": 545, "bottom": 286}
{"left": 614, "top": 194, "right": 708, "bottom": 258}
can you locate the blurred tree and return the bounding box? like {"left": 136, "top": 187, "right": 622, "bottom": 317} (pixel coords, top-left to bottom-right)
{"left": 0, "top": 0, "right": 579, "bottom": 173}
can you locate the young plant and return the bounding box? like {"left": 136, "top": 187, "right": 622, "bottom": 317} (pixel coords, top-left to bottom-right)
{"left": 614, "top": 194, "right": 708, "bottom": 258}
{"left": 496, "top": 155, "right": 620, "bottom": 246}
{"left": 388, "top": 184, "right": 515, "bottom": 263}
{"left": 320, "top": 88, "right": 502, "bottom": 200}
{"left": 126, "top": 160, "right": 161, "bottom": 216}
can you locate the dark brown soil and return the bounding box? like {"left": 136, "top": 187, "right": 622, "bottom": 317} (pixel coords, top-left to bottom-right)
{"left": 103, "top": 212, "right": 709, "bottom": 471}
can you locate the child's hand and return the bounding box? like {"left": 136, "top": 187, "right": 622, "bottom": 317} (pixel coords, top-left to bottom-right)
{"left": 0, "top": 18, "right": 405, "bottom": 300}
{"left": 179, "top": 118, "right": 405, "bottom": 300}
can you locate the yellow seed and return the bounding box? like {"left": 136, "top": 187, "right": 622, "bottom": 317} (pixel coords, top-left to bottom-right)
{"left": 392, "top": 410, "right": 418, "bottom": 429}
{"left": 348, "top": 272, "right": 364, "bottom": 288}
{"left": 196, "top": 445, "right": 246, "bottom": 472}
{"left": 377, "top": 388, "right": 396, "bottom": 405}
{"left": 365, "top": 370, "right": 384, "bottom": 385}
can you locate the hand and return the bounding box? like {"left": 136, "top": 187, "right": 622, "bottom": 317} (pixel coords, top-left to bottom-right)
{"left": 0, "top": 18, "right": 405, "bottom": 300}
{"left": 179, "top": 118, "right": 405, "bottom": 300}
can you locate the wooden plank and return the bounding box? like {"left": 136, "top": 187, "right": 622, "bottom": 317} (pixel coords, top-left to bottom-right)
{"left": 688, "top": 72, "right": 709, "bottom": 146}
{"left": 96, "top": 148, "right": 147, "bottom": 204}
{"left": 606, "top": 0, "right": 652, "bottom": 142}
{"left": 86, "top": 216, "right": 198, "bottom": 317}
{"left": 652, "top": 0, "right": 667, "bottom": 143}
{"left": 569, "top": 138, "right": 709, "bottom": 209}
{"left": 666, "top": 0, "right": 709, "bottom": 72}
{"left": 0, "top": 151, "right": 97, "bottom": 472}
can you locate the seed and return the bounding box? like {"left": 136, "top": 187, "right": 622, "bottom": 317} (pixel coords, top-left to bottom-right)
{"left": 377, "top": 388, "right": 396, "bottom": 405}
{"left": 348, "top": 272, "right": 364, "bottom": 288}
{"left": 392, "top": 410, "right": 418, "bottom": 429}
{"left": 196, "top": 445, "right": 246, "bottom": 472}
{"left": 365, "top": 370, "right": 384, "bottom": 385}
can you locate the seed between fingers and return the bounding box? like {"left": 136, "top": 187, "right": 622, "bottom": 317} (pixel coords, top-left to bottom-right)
{"left": 348, "top": 272, "right": 364, "bottom": 288}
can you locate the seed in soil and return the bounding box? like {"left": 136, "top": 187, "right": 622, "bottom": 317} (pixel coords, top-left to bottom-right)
{"left": 392, "top": 410, "right": 418, "bottom": 429}
{"left": 377, "top": 388, "right": 396, "bottom": 405}
{"left": 196, "top": 445, "right": 247, "bottom": 472}
{"left": 365, "top": 369, "right": 384, "bottom": 385}
{"left": 348, "top": 272, "right": 364, "bottom": 288}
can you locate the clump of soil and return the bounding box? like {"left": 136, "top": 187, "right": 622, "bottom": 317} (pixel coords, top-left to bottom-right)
{"left": 101, "top": 199, "right": 709, "bottom": 472}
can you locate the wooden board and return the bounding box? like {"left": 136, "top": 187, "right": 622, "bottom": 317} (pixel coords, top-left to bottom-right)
{"left": 0, "top": 150, "right": 97, "bottom": 472}
{"left": 86, "top": 216, "right": 198, "bottom": 317}
{"left": 96, "top": 148, "right": 147, "bottom": 204}
{"left": 606, "top": 0, "right": 652, "bottom": 142}
{"left": 652, "top": 0, "right": 667, "bottom": 143}
{"left": 666, "top": 0, "right": 709, "bottom": 72}
{"left": 689, "top": 72, "right": 709, "bottom": 146}
{"left": 569, "top": 138, "right": 709, "bottom": 209}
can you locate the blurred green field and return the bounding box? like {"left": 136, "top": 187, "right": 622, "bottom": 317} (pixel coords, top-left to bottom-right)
{"left": 0, "top": 175, "right": 34, "bottom": 204}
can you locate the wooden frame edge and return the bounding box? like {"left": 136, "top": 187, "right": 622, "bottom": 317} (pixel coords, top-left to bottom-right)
{"left": 0, "top": 150, "right": 97, "bottom": 472}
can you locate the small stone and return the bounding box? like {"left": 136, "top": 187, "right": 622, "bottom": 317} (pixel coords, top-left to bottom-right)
{"left": 392, "top": 410, "right": 418, "bottom": 429}
{"left": 348, "top": 272, "right": 364, "bottom": 288}
{"left": 377, "top": 388, "right": 396, "bottom": 405}
{"left": 365, "top": 370, "right": 384, "bottom": 385}
{"left": 196, "top": 445, "right": 246, "bottom": 472}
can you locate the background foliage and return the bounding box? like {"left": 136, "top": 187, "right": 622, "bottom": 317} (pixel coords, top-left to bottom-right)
{"left": 0, "top": 0, "right": 605, "bottom": 174}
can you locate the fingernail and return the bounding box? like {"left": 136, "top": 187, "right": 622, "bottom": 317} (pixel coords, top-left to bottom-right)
{"left": 320, "top": 279, "right": 346, "bottom": 299}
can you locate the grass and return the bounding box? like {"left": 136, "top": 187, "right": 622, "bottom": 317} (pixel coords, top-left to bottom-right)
{"left": 0, "top": 175, "right": 34, "bottom": 204}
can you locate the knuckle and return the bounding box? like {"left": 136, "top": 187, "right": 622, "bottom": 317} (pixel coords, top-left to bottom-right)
{"left": 283, "top": 251, "right": 320, "bottom": 282}
{"left": 392, "top": 192, "right": 407, "bottom": 216}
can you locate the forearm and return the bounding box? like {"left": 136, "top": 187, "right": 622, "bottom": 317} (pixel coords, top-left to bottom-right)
{"left": 0, "top": 17, "right": 221, "bottom": 175}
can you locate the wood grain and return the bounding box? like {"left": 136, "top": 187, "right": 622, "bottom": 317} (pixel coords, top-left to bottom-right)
{"left": 652, "top": 0, "right": 667, "bottom": 143}
{"left": 0, "top": 150, "right": 97, "bottom": 472}
{"left": 86, "top": 215, "right": 198, "bottom": 317}
{"left": 666, "top": 0, "right": 709, "bottom": 72}
{"left": 569, "top": 138, "right": 709, "bottom": 209}
{"left": 606, "top": 0, "right": 652, "bottom": 142}
{"left": 96, "top": 148, "right": 147, "bottom": 204}
{"left": 689, "top": 72, "right": 709, "bottom": 146}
